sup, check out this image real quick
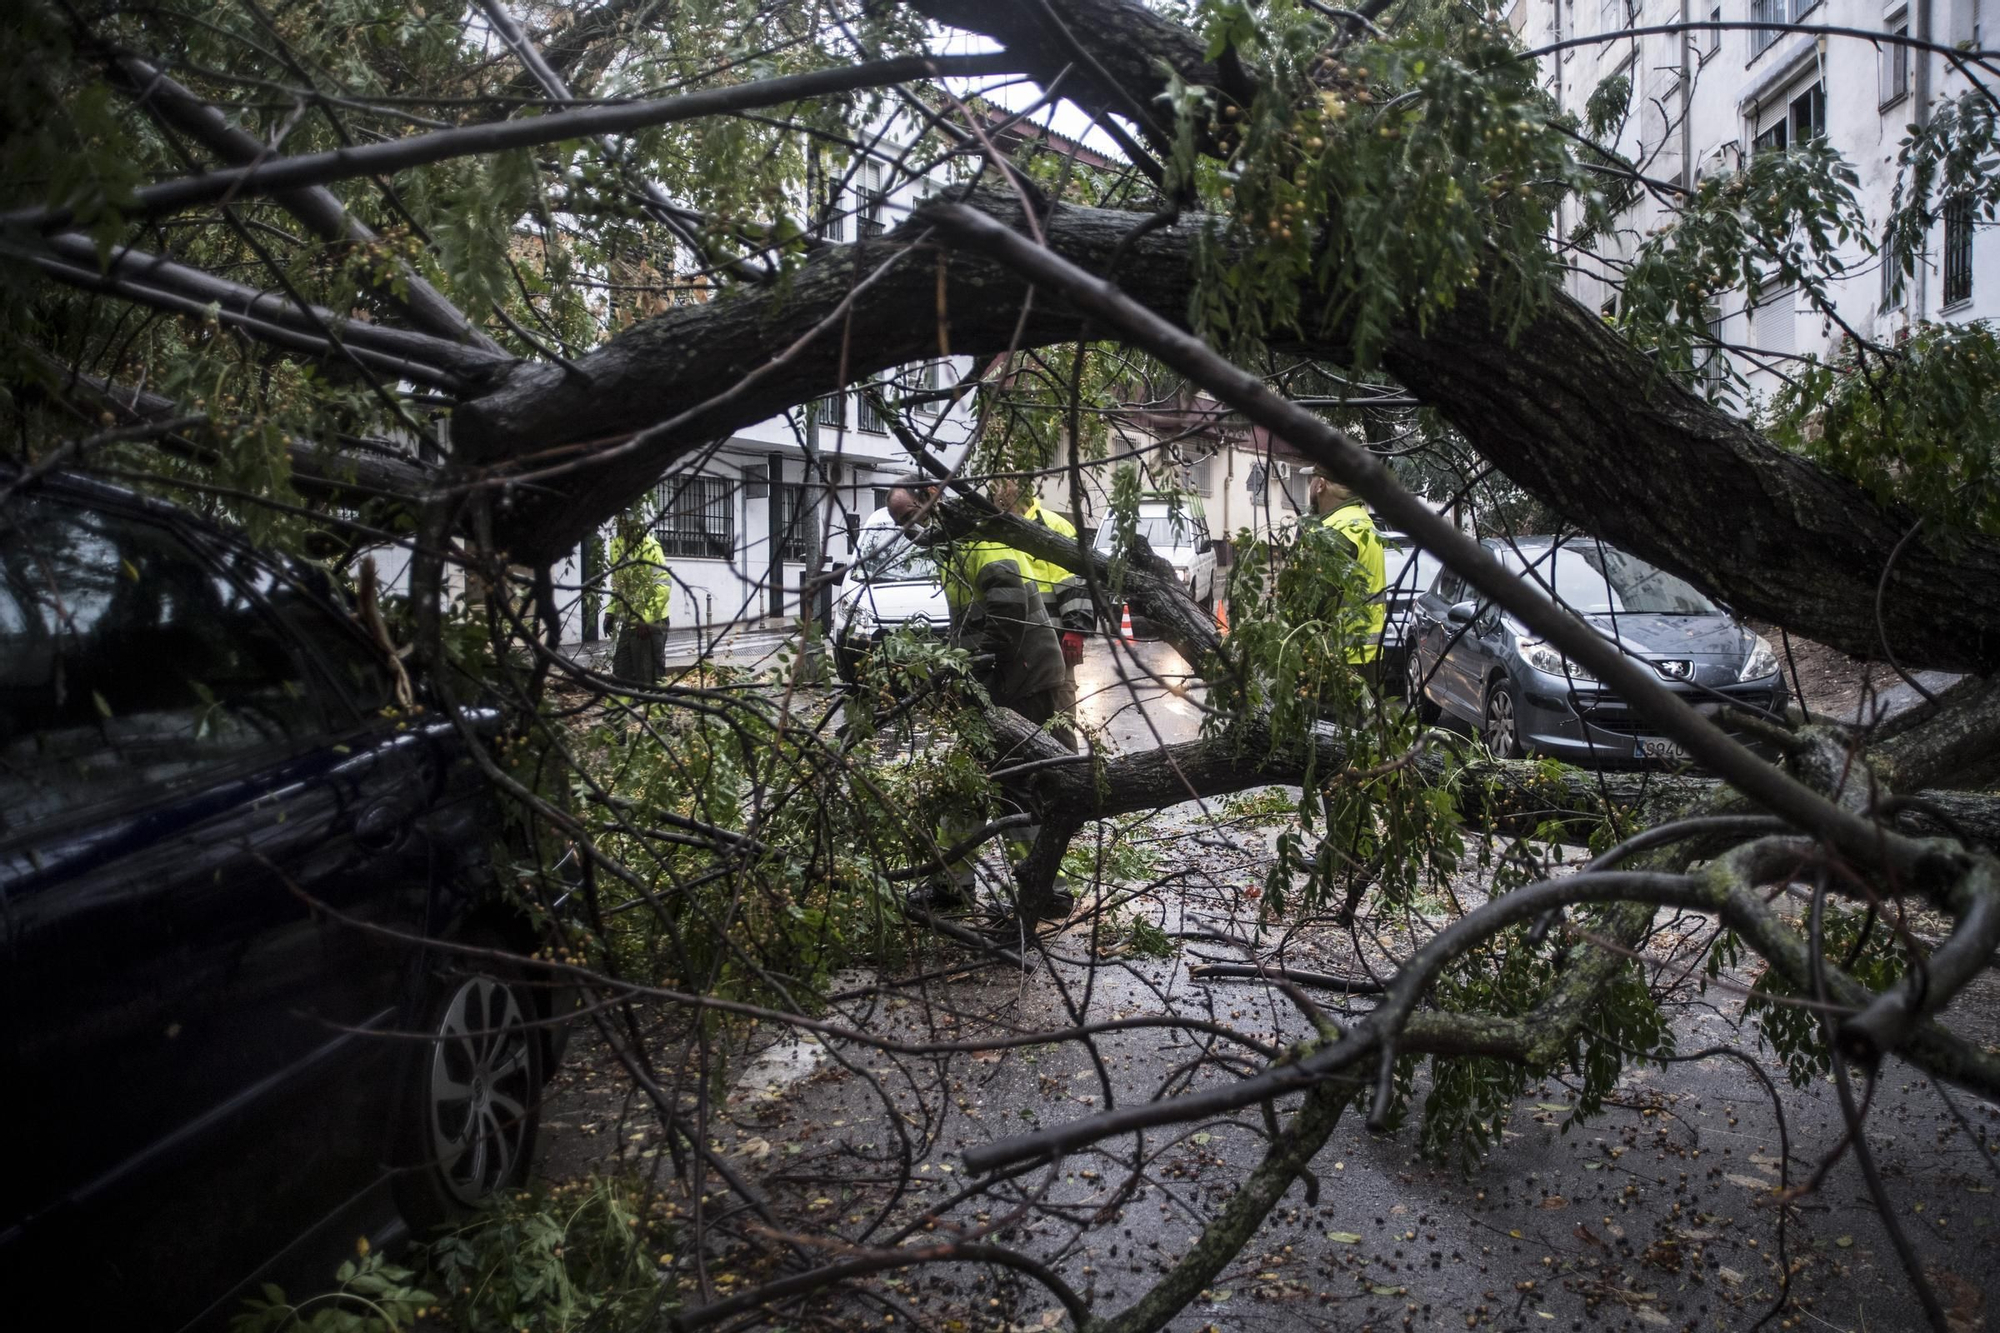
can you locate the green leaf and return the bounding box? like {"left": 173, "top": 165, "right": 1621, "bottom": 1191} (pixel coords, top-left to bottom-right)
{"left": 1326, "top": 1230, "right": 1364, "bottom": 1244}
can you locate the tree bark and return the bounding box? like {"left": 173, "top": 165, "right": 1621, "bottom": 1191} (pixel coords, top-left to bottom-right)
{"left": 454, "top": 185, "right": 2000, "bottom": 672}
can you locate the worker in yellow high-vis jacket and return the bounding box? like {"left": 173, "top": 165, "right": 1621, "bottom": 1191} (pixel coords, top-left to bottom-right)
{"left": 993, "top": 479, "right": 1092, "bottom": 742}
{"left": 608, "top": 508, "right": 671, "bottom": 685}
{"left": 1308, "top": 471, "right": 1388, "bottom": 685}
{"left": 888, "top": 477, "right": 1072, "bottom": 919}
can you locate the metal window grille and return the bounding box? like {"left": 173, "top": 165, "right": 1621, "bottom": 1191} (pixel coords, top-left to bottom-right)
{"left": 1944, "top": 197, "right": 1975, "bottom": 306}
{"left": 856, "top": 385, "right": 887, "bottom": 433}
{"left": 652, "top": 474, "right": 737, "bottom": 560}
{"left": 1750, "top": 0, "right": 1783, "bottom": 54}
{"left": 857, "top": 162, "right": 887, "bottom": 241}
{"left": 814, "top": 393, "right": 846, "bottom": 429}
{"left": 776, "top": 482, "right": 815, "bottom": 562}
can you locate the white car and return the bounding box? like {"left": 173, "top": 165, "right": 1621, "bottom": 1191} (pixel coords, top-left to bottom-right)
{"left": 1093, "top": 502, "right": 1215, "bottom": 614}
{"left": 832, "top": 507, "right": 951, "bottom": 683}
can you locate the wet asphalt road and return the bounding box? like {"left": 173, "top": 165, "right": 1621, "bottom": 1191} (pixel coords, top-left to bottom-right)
{"left": 537, "top": 635, "right": 2000, "bottom": 1332}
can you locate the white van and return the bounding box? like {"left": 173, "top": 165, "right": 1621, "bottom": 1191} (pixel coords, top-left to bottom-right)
{"left": 1092, "top": 499, "right": 1219, "bottom": 622}
{"left": 831, "top": 507, "right": 951, "bottom": 682}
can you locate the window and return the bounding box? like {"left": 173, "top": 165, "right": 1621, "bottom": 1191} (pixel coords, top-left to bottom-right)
{"left": 0, "top": 499, "right": 328, "bottom": 836}
{"left": 1707, "top": 4, "right": 1721, "bottom": 52}
{"left": 653, "top": 474, "right": 737, "bottom": 559}
{"left": 1753, "top": 287, "right": 1796, "bottom": 355}
{"left": 775, "top": 483, "right": 816, "bottom": 562}
{"left": 916, "top": 360, "right": 944, "bottom": 416}
{"left": 1750, "top": 0, "right": 1784, "bottom": 54}
{"left": 1881, "top": 16, "right": 1910, "bottom": 105}
{"left": 1944, "top": 196, "right": 1975, "bottom": 307}
{"left": 814, "top": 393, "right": 846, "bottom": 429}
{"left": 856, "top": 383, "right": 888, "bottom": 433}
{"left": 856, "top": 161, "right": 888, "bottom": 241}
{"left": 873, "top": 487, "right": 892, "bottom": 513}
{"left": 1599, "top": 0, "right": 1624, "bottom": 33}
{"left": 1701, "top": 302, "right": 1728, "bottom": 386}
{"left": 1788, "top": 81, "right": 1825, "bottom": 144}
{"left": 1187, "top": 453, "right": 1215, "bottom": 497}
{"left": 1753, "top": 79, "right": 1824, "bottom": 154}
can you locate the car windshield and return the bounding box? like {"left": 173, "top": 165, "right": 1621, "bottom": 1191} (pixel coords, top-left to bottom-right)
{"left": 850, "top": 527, "right": 934, "bottom": 583}
{"left": 1515, "top": 542, "right": 1721, "bottom": 616}
{"left": 1094, "top": 514, "right": 1197, "bottom": 552}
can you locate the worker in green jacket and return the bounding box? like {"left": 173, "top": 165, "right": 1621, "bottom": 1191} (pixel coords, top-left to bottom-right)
{"left": 993, "top": 479, "right": 1092, "bottom": 737}
{"left": 888, "top": 477, "right": 1072, "bottom": 918}
{"left": 608, "top": 508, "right": 671, "bottom": 685}
{"left": 1308, "top": 471, "right": 1388, "bottom": 683}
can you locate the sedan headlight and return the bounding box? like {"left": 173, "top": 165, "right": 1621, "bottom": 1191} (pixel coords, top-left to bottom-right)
{"left": 843, "top": 603, "right": 878, "bottom": 638}
{"left": 1520, "top": 639, "right": 1595, "bottom": 682}
{"left": 1739, "top": 634, "right": 1779, "bottom": 681}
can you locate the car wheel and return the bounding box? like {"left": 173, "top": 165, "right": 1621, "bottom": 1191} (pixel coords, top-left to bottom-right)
{"left": 393, "top": 940, "right": 544, "bottom": 1232}
{"left": 1482, "top": 678, "right": 1525, "bottom": 759}
{"left": 1406, "top": 653, "right": 1441, "bottom": 723}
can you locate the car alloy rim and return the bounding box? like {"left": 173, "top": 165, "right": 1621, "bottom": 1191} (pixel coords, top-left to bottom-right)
{"left": 427, "top": 975, "right": 532, "bottom": 1205}
{"left": 1407, "top": 655, "right": 1424, "bottom": 701}
{"left": 1486, "top": 688, "right": 1517, "bottom": 754}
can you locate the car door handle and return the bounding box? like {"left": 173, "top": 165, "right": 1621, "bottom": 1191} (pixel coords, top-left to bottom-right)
{"left": 354, "top": 800, "right": 411, "bottom": 852}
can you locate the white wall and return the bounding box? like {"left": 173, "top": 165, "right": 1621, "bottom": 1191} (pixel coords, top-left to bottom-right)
{"left": 1539, "top": 0, "right": 1994, "bottom": 403}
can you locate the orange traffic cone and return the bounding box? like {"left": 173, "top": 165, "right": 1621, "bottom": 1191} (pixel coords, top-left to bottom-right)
{"left": 1119, "top": 605, "right": 1136, "bottom": 642}
{"left": 1214, "top": 600, "right": 1230, "bottom": 635}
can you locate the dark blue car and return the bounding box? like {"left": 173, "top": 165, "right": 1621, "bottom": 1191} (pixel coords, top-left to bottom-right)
{"left": 1406, "top": 536, "right": 1788, "bottom": 764}
{"left": 0, "top": 470, "right": 558, "bottom": 1328}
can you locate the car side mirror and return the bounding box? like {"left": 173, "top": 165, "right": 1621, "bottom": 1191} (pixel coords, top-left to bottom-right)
{"left": 1446, "top": 600, "right": 1477, "bottom": 626}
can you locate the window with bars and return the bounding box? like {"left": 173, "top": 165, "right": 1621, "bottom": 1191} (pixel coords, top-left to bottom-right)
{"left": 857, "top": 161, "right": 888, "bottom": 240}
{"left": 1944, "top": 196, "right": 1975, "bottom": 307}
{"left": 856, "top": 383, "right": 888, "bottom": 433}
{"left": 775, "top": 483, "right": 816, "bottom": 562}
{"left": 1881, "top": 16, "right": 1910, "bottom": 105}
{"left": 1750, "top": 0, "right": 1784, "bottom": 54}
{"left": 814, "top": 393, "right": 846, "bottom": 429}
{"left": 652, "top": 475, "right": 737, "bottom": 560}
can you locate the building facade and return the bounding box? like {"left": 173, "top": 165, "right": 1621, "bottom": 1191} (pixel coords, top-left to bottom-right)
{"left": 1537, "top": 0, "right": 1992, "bottom": 398}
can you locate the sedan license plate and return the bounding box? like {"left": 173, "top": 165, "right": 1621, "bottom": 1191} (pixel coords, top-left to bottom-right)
{"left": 1635, "top": 737, "right": 1689, "bottom": 763}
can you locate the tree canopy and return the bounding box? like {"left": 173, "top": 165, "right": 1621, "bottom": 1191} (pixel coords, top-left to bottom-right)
{"left": 4, "top": 1, "right": 1999, "bottom": 1329}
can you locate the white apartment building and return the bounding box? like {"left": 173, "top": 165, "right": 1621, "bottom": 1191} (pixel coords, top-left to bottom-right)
{"left": 564, "top": 145, "right": 977, "bottom": 644}
{"left": 1536, "top": 0, "right": 1993, "bottom": 398}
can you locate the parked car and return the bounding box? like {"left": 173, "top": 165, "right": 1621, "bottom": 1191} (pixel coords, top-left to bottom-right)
{"left": 1405, "top": 536, "right": 1786, "bottom": 764}
{"left": 832, "top": 507, "right": 951, "bottom": 683}
{"left": 0, "top": 468, "right": 559, "bottom": 1330}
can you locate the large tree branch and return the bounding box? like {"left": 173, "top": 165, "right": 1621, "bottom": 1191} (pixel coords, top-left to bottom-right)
{"left": 454, "top": 186, "right": 2000, "bottom": 673}
{"left": 108, "top": 54, "right": 505, "bottom": 354}
{"left": 9, "top": 54, "right": 1017, "bottom": 232}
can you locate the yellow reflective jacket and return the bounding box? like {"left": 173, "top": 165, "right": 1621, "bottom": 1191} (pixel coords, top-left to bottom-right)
{"left": 941, "top": 531, "right": 1067, "bottom": 702}
{"left": 1321, "top": 502, "right": 1387, "bottom": 663}
{"left": 609, "top": 530, "right": 670, "bottom": 625}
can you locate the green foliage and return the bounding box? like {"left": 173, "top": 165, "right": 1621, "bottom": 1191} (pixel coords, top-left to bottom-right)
{"left": 1768, "top": 322, "right": 2000, "bottom": 535}
{"left": 230, "top": 1247, "right": 436, "bottom": 1333}
{"left": 1882, "top": 91, "right": 2000, "bottom": 311}
{"left": 1747, "top": 904, "right": 1904, "bottom": 1087}
{"left": 1184, "top": 1, "right": 1574, "bottom": 363}
{"left": 422, "top": 1176, "right": 673, "bottom": 1332}
{"left": 236, "top": 1177, "right": 672, "bottom": 1333}
{"left": 1618, "top": 142, "right": 1867, "bottom": 404}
